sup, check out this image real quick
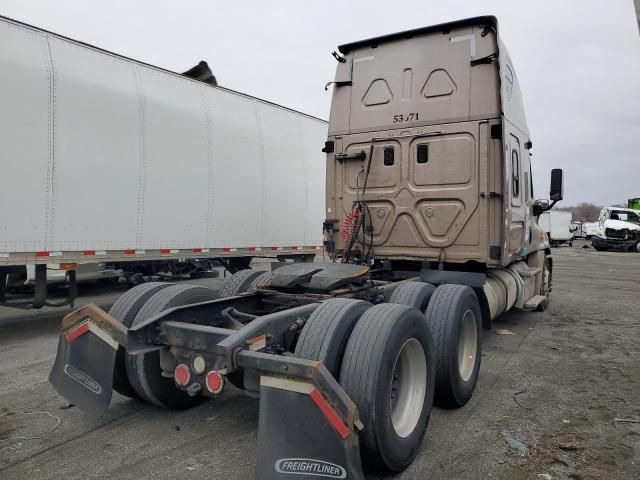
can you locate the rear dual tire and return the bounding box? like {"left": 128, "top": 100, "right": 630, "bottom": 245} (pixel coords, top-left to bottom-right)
{"left": 388, "top": 281, "right": 435, "bottom": 312}
{"left": 340, "top": 303, "right": 436, "bottom": 472}
{"left": 109, "top": 282, "right": 173, "bottom": 399}
{"left": 424, "top": 284, "right": 482, "bottom": 408}
{"left": 294, "top": 298, "right": 371, "bottom": 377}
{"left": 218, "top": 269, "right": 268, "bottom": 297}
{"left": 124, "top": 284, "right": 218, "bottom": 409}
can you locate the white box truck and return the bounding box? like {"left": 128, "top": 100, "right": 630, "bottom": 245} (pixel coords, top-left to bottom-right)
{"left": 538, "top": 210, "right": 573, "bottom": 247}
{"left": 0, "top": 15, "right": 326, "bottom": 308}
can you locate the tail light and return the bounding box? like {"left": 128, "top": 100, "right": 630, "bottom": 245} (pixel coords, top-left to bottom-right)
{"left": 205, "top": 370, "right": 224, "bottom": 394}
{"left": 174, "top": 364, "right": 191, "bottom": 387}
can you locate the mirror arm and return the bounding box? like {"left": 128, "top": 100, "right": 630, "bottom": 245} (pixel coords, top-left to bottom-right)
{"left": 545, "top": 199, "right": 560, "bottom": 211}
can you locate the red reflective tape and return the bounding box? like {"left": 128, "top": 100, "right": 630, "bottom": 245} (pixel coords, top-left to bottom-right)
{"left": 309, "top": 389, "right": 350, "bottom": 439}
{"left": 223, "top": 247, "right": 231, "bottom": 253}
{"left": 160, "top": 249, "right": 171, "bottom": 254}
{"left": 192, "top": 248, "right": 202, "bottom": 253}
{"left": 124, "top": 249, "right": 135, "bottom": 255}
{"left": 83, "top": 250, "right": 96, "bottom": 256}
{"left": 65, "top": 322, "right": 90, "bottom": 342}
{"left": 309, "top": 246, "right": 317, "bottom": 250}
{"left": 271, "top": 246, "right": 278, "bottom": 251}
{"left": 291, "top": 246, "right": 299, "bottom": 250}
{"left": 248, "top": 247, "right": 256, "bottom": 252}
{"left": 35, "top": 251, "right": 49, "bottom": 257}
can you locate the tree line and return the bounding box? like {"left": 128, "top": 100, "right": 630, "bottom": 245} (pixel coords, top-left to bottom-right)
{"left": 555, "top": 202, "right": 627, "bottom": 222}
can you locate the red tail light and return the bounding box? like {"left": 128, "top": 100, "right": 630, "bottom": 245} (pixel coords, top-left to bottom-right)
{"left": 174, "top": 364, "right": 191, "bottom": 387}
{"left": 205, "top": 371, "right": 224, "bottom": 394}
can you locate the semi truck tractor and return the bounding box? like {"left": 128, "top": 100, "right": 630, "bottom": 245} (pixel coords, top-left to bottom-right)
{"left": 0, "top": 15, "right": 326, "bottom": 308}
{"left": 50, "top": 16, "right": 563, "bottom": 479}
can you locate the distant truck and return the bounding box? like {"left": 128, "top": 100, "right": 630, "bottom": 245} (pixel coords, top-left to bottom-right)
{"left": 538, "top": 211, "right": 573, "bottom": 247}
{"left": 592, "top": 207, "right": 640, "bottom": 252}
{"left": 0, "top": 15, "right": 326, "bottom": 308}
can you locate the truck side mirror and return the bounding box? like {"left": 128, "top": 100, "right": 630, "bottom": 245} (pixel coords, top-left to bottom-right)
{"left": 550, "top": 169, "right": 564, "bottom": 201}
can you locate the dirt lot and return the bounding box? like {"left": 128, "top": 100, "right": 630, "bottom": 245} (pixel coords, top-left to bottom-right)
{"left": 0, "top": 242, "right": 638, "bottom": 479}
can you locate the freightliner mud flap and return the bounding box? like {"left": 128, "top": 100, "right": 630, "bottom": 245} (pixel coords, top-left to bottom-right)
{"left": 240, "top": 352, "right": 365, "bottom": 479}
{"left": 48, "top": 304, "right": 126, "bottom": 417}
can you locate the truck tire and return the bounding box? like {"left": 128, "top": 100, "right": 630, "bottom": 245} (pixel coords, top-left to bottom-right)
{"left": 249, "top": 271, "right": 272, "bottom": 290}
{"left": 424, "top": 284, "right": 482, "bottom": 408}
{"left": 388, "top": 281, "right": 436, "bottom": 312}
{"left": 340, "top": 303, "right": 435, "bottom": 472}
{"left": 217, "top": 270, "right": 270, "bottom": 391}
{"left": 108, "top": 282, "right": 173, "bottom": 399}
{"left": 218, "top": 269, "right": 266, "bottom": 298}
{"left": 125, "top": 284, "right": 218, "bottom": 409}
{"left": 294, "top": 299, "right": 371, "bottom": 378}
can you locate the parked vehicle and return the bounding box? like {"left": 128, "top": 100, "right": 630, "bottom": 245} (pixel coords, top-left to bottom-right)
{"left": 584, "top": 221, "right": 599, "bottom": 239}
{"left": 570, "top": 221, "right": 586, "bottom": 239}
{"left": 50, "top": 16, "right": 563, "bottom": 478}
{"left": 0, "top": 15, "right": 326, "bottom": 308}
{"left": 538, "top": 211, "right": 573, "bottom": 246}
{"left": 591, "top": 207, "right": 640, "bottom": 252}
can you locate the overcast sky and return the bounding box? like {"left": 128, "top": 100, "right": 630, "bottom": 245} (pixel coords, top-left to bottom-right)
{"left": 2, "top": 0, "right": 639, "bottom": 206}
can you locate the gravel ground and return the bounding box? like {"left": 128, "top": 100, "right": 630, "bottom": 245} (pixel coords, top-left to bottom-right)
{"left": 0, "top": 242, "right": 638, "bottom": 479}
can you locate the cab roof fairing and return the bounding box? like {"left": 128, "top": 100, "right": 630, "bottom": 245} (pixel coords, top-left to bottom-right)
{"left": 337, "top": 15, "right": 531, "bottom": 143}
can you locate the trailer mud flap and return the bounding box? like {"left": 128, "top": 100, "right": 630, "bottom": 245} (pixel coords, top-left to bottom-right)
{"left": 49, "top": 306, "right": 122, "bottom": 417}
{"left": 256, "top": 375, "right": 364, "bottom": 480}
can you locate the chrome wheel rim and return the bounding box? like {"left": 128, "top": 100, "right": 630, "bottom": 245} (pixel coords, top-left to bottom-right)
{"left": 390, "top": 338, "right": 427, "bottom": 438}
{"left": 458, "top": 310, "right": 478, "bottom": 382}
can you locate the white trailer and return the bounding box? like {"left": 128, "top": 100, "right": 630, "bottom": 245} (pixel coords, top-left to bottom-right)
{"left": 538, "top": 210, "right": 573, "bottom": 247}
{"left": 0, "top": 16, "right": 327, "bottom": 308}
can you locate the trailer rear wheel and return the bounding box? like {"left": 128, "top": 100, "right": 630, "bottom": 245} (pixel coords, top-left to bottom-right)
{"left": 340, "top": 303, "right": 435, "bottom": 472}
{"left": 108, "top": 282, "right": 173, "bottom": 399}
{"left": 294, "top": 298, "right": 370, "bottom": 378}
{"left": 425, "top": 284, "right": 482, "bottom": 408}
{"left": 218, "top": 269, "right": 267, "bottom": 298}
{"left": 125, "top": 284, "right": 218, "bottom": 409}
{"left": 388, "top": 281, "right": 435, "bottom": 312}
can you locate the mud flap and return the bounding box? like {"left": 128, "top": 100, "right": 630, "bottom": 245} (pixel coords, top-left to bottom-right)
{"left": 49, "top": 319, "right": 118, "bottom": 417}
{"left": 256, "top": 375, "right": 364, "bottom": 480}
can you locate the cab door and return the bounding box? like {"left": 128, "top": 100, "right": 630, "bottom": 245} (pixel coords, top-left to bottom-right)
{"left": 507, "top": 133, "right": 526, "bottom": 258}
